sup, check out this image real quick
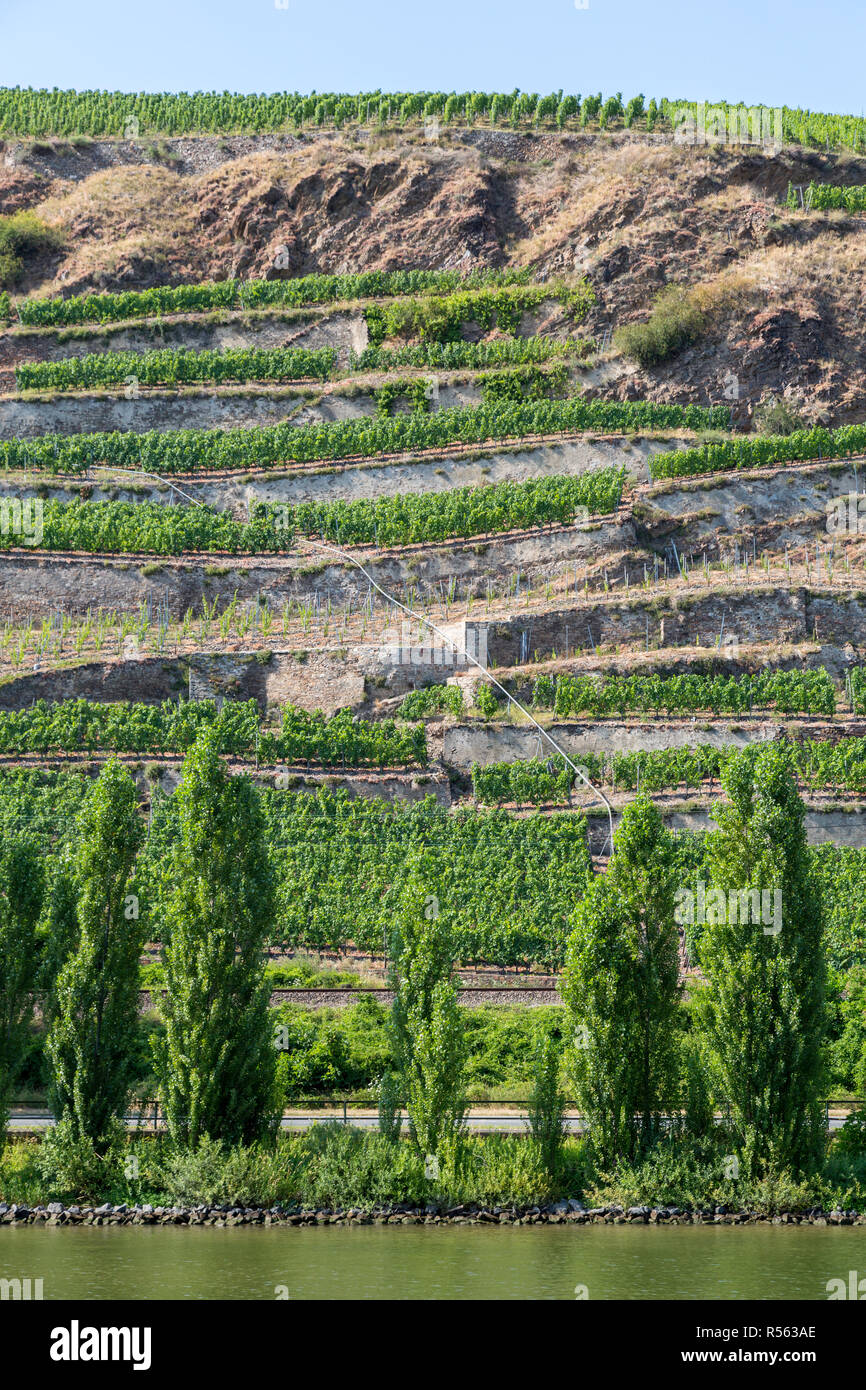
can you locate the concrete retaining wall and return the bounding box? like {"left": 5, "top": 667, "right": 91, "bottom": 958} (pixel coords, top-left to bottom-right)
{"left": 443, "top": 720, "right": 782, "bottom": 771}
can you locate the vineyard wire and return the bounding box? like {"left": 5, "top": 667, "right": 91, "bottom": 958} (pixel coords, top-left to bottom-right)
{"left": 300, "top": 534, "right": 616, "bottom": 854}
{"left": 49, "top": 461, "right": 618, "bottom": 843}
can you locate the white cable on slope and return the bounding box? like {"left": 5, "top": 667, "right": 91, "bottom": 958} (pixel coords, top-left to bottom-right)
{"left": 300, "top": 533, "right": 616, "bottom": 855}
{"left": 75, "top": 461, "right": 615, "bottom": 851}
{"left": 97, "top": 466, "right": 204, "bottom": 509}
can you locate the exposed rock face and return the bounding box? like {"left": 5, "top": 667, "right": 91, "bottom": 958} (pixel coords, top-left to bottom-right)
{"left": 4, "top": 128, "right": 866, "bottom": 421}
{"left": 739, "top": 305, "right": 824, "bottom": 378}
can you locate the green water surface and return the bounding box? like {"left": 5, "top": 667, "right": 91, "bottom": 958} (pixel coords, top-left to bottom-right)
{"left": 2, "top": 1223, "right": 865, "bottom": 1300}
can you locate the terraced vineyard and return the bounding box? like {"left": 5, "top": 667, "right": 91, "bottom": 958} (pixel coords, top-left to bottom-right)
{"left": 3, "top": 103, "right": 866, "bottom": 1001}
{"left": 8, "top": 49, "right": 866, "bottom": 1292}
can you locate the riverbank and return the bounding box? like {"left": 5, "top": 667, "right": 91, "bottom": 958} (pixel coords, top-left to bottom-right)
{"left": 5, "top": 1124, "right": 866, "bottom": 1220}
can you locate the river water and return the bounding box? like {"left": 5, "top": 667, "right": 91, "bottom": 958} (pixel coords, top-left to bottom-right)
{"left": 2, "top": 1224, "right": 865, "bottom": 1300}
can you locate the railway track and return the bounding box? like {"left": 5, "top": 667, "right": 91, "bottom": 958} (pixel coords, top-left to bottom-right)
{"left": 136, "top": 985, "right": 564, "bottom": 1010}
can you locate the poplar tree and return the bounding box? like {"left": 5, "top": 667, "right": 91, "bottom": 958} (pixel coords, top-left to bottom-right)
{"left": 155, "top": 731, "right": 276, "bottom": 1147}
{"left": 45, "top": 761, "right": 143, "bottom": 1153}
{"left": 527, "top": 1028, "right": 566, "bottom": 1176}
{"left": 697, "top": 743, "right": 826, "bottom": 1175}
{"left": 563, "top": 797, "right": 681, "bottom": 1164}
{"left": 389, "top": 853, "right": 466, "bottom": 1156}
{"left": 37, "top": 846, "right": 80, "bottom": 1023}
{"left": 0, "top": 838, "right": 44, "bottom": 1130}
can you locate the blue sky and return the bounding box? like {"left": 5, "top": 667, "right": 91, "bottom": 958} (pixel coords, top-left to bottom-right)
{"left": 0, "top": 0, "right": 863, "bottom": 116}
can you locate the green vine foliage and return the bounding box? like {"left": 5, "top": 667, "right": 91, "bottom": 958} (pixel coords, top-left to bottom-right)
{"left": 0, "top": 398, "right": 727, "bottom": 475}
{"left": 0, "top": 468, "right": 624, "bottom": 554}
{"left": 0, "top": 87, "right": 863, "bottom": 152}
{"left": 16, "top": 267, "right": 526, "bottom": 328}
{"left": 532, "top": 669, "right": 836, "bottom": 719}
{"left": 651, "top": 423, "right": 866, "bottom": 480}
{"left": 472, "top": 735, "right": 866, "bottom": 805}
{"left": 0, "top": 698, "right": 427, "bottom": 768}
{"left": 16, "top": 345, "right": 336, "bottom": 391}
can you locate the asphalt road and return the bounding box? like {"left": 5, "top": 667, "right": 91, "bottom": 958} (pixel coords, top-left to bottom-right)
{"left": 7, "top": 1111, "right": 850, "bottom": 1134}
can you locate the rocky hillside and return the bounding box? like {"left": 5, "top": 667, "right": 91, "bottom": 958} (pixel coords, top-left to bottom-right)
{"left": 3, "top": 126, "right": 866, "bottom": 424}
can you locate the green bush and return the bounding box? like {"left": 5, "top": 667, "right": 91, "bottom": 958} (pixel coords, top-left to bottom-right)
{"left": 826, "top": 965, "right": 866, "bottom": 1088}
{"left": 158, "top": 1134, "right": 306, "bottom": 1207}
{"left": 753, "top": 395, "right": 806, "bottom": 436}
{"left": 36, "top": 1119, "right": 126, "bottom": 1201}
{"left": 478, "top": 363, "right": 569, "bottom": 405}
{"left": 0, "top": 211, "right": 64, "bottom": 288}
{"left": 8, "top": 1126, "right": 866, "bottom": 1212}
{"left": 614, "top": 285, "right": 704, "bottom": 367}
{"left": 833, "top": 1111, "right": 866, "bottom": 1157}
{"left": 474, "top": 682, "right": 500, "bottom": 718}
{"left": 398, "top": 684, "right": 465, "bottom": 719}
{"left": 273, "top": 997, "right": 391, "bottom": 1096}
{"left": 301, "top": 1123, "right": 430, "bottom": 1207}
{"left": 268, "top": 1000, "right": 566, "bottom": 1099}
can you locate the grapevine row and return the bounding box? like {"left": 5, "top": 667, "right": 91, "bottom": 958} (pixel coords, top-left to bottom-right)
{"left": 0, "top": 397, "right": 730, "bottom": 475}
{"left": 15, "top": 345, "right": 337, "bottom": 391}
{"left": 287, "top": 467, "right": 624, "bottom": 546}
{"left": 0, "top": 466, "right": 622, "bottom": 555}
{"left": 0, "top": 499, "right": 287, "bottom": 555}
{"left": 471, "top": 736, "right": 866, "bottom": 804}
{"left": 650, "top": 424, "right": 866, "bottom": 480}
{"left": 170, "top": 785, "right": 593, "bottom": 965}
{"left": 362, "top": 285, "right": 573, "bottom": 343}
{"left": 0, "top": 697, "right": 426, "bottom": 767}
{"left": 1, "top": 87, "right": 864, "bottom": 152}
{"left": 399, "top": 686, "right": 466, "bottom": 719}
{"left": 0, "top": 769, "right": 588, "bottom": 967}
{"left": 787, "top": 182, "right": 866, "bottom": 211}
{"left": 12, "top": 267, "right": 527, "bottom": 328}
{"left": 531, "top": 668, "right": 838, "bottom": 717}
{"left": 2, "top": 765, "right": 863, "bottom": 971}
{"left": 348, "top": 336, "right": 576, "bottom": 372}
{"left": 16, "top": 337, "right": 578, "bottom": 393}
